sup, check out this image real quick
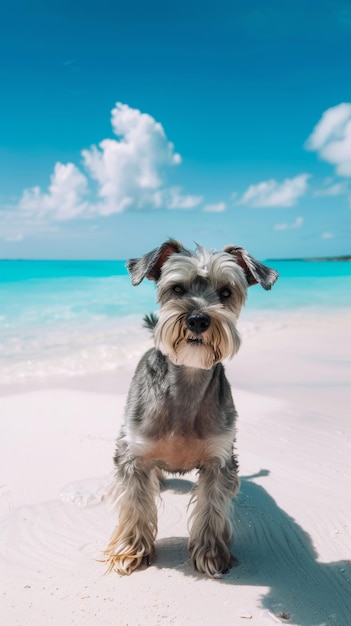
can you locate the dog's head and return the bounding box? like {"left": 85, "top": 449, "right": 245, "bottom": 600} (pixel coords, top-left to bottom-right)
{"left": 127, "top": 239, "right": 278, "bottom": 369}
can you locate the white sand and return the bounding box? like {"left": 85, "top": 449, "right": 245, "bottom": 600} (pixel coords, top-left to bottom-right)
{"left": 1, "top": 311, "right": 350, "bottom": 625}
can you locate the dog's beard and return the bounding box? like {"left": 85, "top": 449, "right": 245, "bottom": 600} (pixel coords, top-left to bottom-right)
{"left": 154, "top": 306, "right": 241, "bottom": 369}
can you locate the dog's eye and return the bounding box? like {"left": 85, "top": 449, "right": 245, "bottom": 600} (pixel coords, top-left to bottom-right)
{"left": 172, "top": 284, "right": 186, "bottom": 295}
{"left": 219, "top": 287, "right": 232, "bottom": 299}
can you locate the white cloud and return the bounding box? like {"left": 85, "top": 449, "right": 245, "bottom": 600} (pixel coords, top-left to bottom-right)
{"left": 13, "top": 102, "right": 197, "bottom": 224}
{"left": 314, "top": 181, "right": 349, "bottom": 196}
{"left": 153, "top": 186, "right": 203, "bottom": 210}
{"left": 0, "top": 204, "right": 60, "bottom": 241}
{"left": 203, "top": 202, "right": 226, "bottom": 213}
{"left": 321, "top": 232, "right": 335, "bottom": 239}
{"left": 274, "top": 216, "right": 304, "bottom": 231}
{"left": 237, "top": 174, "right": 310, "bottom": 208}
{"left": 305, "top": 103, "right": 351, "bottom": 177}
{"left": 81, "top": 102, "right": 182, "bottom": 214}
{"left": 4, "top": 232, "right": 24, "bottom": 242}
{"left": 18, "top": 162, "right": 90, "bottom": 220}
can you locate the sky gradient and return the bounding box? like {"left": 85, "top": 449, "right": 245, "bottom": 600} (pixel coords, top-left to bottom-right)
{"left": 1, "top": 0, "right": 351, "bottom": 259}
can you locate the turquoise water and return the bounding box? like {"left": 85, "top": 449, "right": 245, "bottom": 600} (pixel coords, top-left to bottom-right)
{"left": 248, "top": 260, "right": 351, "bottom": 310}
{"left": 1, "top": 259, "right": 350, "bottom": 384}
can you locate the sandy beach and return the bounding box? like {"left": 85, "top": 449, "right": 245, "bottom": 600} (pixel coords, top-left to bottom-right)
{"left": 1, "top": 310, "right": 350, "bottom": 625}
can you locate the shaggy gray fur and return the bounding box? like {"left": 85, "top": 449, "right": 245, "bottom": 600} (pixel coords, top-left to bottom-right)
{"left": 104, "top": 240, "right": 278, "bottom": 577}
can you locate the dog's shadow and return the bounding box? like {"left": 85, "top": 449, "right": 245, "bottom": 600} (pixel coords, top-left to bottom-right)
{"left": 156, "top": 471, "right": 351, "bottom": 626}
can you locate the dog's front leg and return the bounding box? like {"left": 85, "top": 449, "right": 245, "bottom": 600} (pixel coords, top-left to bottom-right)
{"left": 104, "top": 447, "right": 159, "bottom": 575}
{"left": 189, "top": 456, "right": 239, "bottom": 577}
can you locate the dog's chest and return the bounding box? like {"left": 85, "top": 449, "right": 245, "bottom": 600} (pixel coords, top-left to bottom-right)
{"left": 140, "top": 434, "right": 213, "bottom": 471}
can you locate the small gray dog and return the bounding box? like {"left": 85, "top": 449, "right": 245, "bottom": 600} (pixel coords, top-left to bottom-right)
{"left": 104, "top": 239, "right": 278, "bottom": 577}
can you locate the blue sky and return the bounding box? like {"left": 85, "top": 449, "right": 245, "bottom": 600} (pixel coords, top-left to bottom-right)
{"left": 1, "top": 0, "right": 351, "bottom": 260}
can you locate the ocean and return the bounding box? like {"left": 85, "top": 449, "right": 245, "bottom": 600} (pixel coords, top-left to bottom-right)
{"left": 1, "top": 259, "right": 350, "bottom": 385}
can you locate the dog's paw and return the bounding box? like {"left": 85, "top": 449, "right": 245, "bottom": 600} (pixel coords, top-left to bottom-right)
{"left": 104, "top": 550, "right": 152, "bottom": 575}
{"left": 103, "top": 518, "right": 156, "bottom": 575}
{"left": 190, "top": 543, "right": 232, "bottom": 578}
{"left": 103, "top": 534, "right": 155, "bottom": 576}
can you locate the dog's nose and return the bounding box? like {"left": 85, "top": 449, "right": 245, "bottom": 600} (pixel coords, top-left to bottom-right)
{"left": 186, "top": 312, "right": 210, "bottom": 334}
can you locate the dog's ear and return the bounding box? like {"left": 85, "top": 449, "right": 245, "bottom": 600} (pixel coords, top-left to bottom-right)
{"left": 127, "top": 239, "right": 183, "bottom": 285}
{"left": 224, "top": 245, "right": 279, "bottom": 290}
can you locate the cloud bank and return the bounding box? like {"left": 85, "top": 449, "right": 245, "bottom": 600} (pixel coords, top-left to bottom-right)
{"left": 237, "top": 174, "right": 310, "bottom": 208}
{"left": 203, "top": 202, "right": 226, "bottom": 213}
{"left": 5, "top": 100, "right": 349, "bottom": 246}
{"left": 305, "top": 102, "right": 351, "bottom": 177}
{"left": 19, "top": 163, "right": 89, "bottom": 220}
{"left": 274, "top": 216, "right": 304, "bottom": 231}
{"left": 17, "top": 103, "right": 200, "bottom": 221}
{"left": 82, "top": 103, "right": 182, "bottom": 214}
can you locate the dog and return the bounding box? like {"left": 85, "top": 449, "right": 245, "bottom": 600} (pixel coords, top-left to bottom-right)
{"left": 104, "top": 239, "right": 278, "bottom": 577}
